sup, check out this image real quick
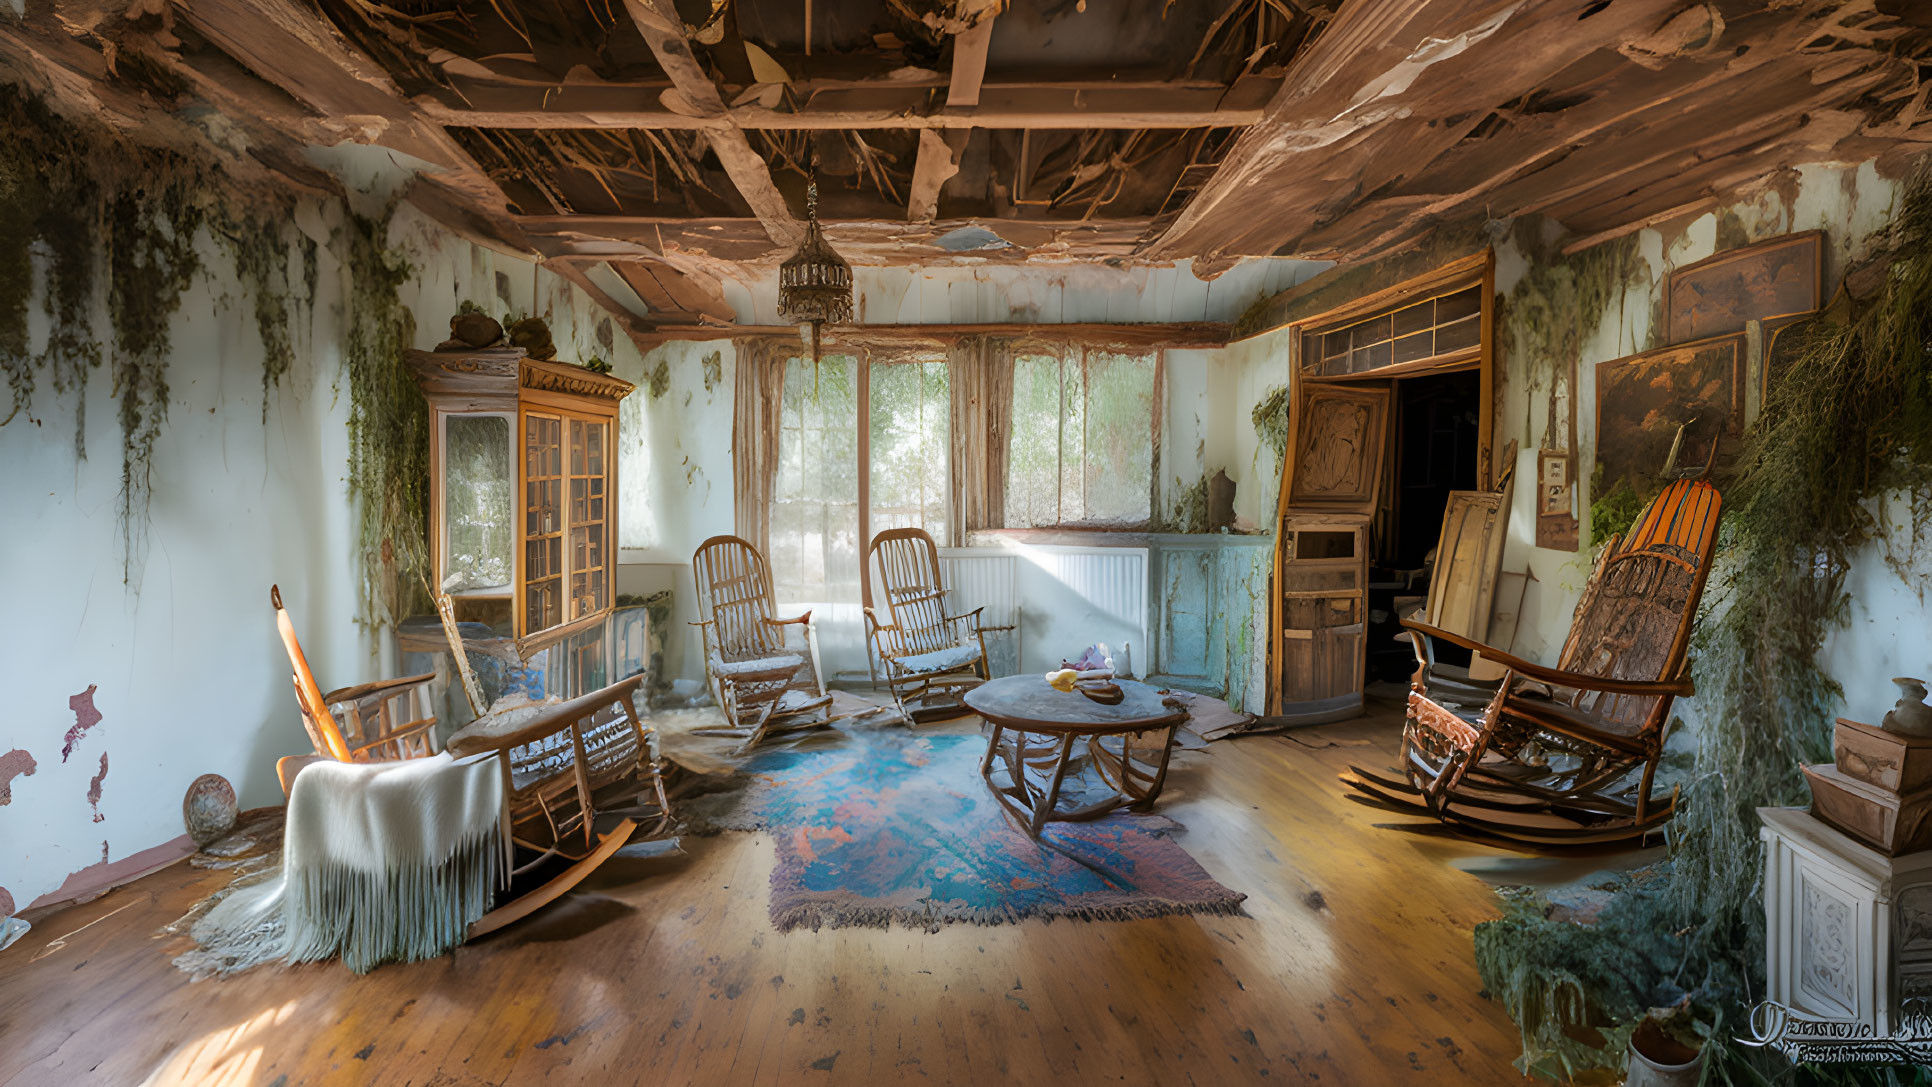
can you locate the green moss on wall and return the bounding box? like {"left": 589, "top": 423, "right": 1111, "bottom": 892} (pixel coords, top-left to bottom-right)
{"left": 1474, "top": 165, "right": 1932, "bottom": 1083}
{"left": 339, "top": 211, "right": 428, "bottom": 630}
{"left": 1162, "top": 476, "right": 1209, "bottom": 533}
{"left": 1251, "top": 383, "right": 1290, "bottom": 463}
{"left": 0, "top": 83, "right": 306, "bottom": 587}
{"left": 1586, "top": 473, "right": 1645, "bottom": 544}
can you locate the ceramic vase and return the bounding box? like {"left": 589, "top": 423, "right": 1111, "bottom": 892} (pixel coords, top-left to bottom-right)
{"left": 1883, "top": 677, "right": 1932, "bottom": 737}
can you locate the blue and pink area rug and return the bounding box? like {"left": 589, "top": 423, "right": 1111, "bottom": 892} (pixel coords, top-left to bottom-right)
{"left": 690, "top": 731, "right": 1245, "bottom": 932}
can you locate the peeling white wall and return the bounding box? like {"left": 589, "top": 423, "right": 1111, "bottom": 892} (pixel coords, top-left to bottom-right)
{"left": 613, "top": 340, "right": 736, "bottom": 687}
{"left": 1203, "top": 326, "right": 1295, "bottom": 531}
{"left": 0, "top": 175, "right": 677, "bottom": 913}
{"left": 1196, "top": 159, "right": 1926, "bottom": 728}
{"left": 1494, "top": 161, "right": 1904, "bottom": 665}
{"left": 2, "top": 197, "right": 361, "bottom": 915}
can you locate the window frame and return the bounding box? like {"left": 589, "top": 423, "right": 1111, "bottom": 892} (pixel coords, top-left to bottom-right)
{"left": 1002, "top": 339, "right": 1164, "bottom": 533}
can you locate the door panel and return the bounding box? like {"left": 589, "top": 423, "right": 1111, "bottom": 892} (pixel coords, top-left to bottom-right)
{"left": 1277, "top": 520, "right": 1369, "bottom": 718}
{"left": 1271, "top": 382, "right": 1391, "bottom": 719}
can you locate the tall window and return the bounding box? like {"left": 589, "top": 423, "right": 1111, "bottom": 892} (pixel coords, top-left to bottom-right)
{"left": 769, "top": 354, "right": 861, "bottom": 607}
{"left": 1005, "top": 346, "right": 1158, "bottom": 528}
{"left": 766, "top": 348, "right": 952, "bottom": 679}
{"left": 869, "top": 353, "right": 950, "bottom": 542}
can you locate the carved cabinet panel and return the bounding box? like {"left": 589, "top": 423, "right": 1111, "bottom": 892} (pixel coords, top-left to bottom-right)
{"left": 1761, "top": 807, "right": 1932, "bottom": 1035}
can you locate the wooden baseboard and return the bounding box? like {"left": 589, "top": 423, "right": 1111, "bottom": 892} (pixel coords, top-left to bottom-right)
{"left": 22, "top": 835, "right": 198, "bottom": 918}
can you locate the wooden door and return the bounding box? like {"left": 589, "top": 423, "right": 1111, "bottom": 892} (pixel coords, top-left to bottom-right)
{"left": 1425, "top": 481, "right": 1513, "bottom": 643}
{"left": 1270, "top": 383, "right": 1391, "bottom": 720}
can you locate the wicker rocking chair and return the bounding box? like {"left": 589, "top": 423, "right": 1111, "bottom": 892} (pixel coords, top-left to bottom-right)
{"left": 1343, "top": 479, "right": 1722, "bottom": 845}
{"left": 272, "top": 585, "right": 672, "bottom": 938}
{"left": 865, "top": 528, "right": 989, "bottom": 722}
{"left": 691, "top": 535, "right": 834, "bottom": 751}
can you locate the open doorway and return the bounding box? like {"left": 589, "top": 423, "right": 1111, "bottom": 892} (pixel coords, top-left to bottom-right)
{"left": 1367, "top": 369, "right": 1483, "bottom": 686}
{"left": 1267, "top": 252, "right": 1495, "bottom": 723}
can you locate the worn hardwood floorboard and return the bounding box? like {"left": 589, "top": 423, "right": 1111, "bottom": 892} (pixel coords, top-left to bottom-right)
{"left": 0, "top": 705, "right": 1538, "bottom": 1086}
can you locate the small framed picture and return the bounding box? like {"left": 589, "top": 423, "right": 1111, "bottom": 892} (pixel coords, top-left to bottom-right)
{"left": 1538, "top": 450, "right": 1571, "bottom": 516}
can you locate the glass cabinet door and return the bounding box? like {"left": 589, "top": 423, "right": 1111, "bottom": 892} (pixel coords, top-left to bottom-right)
{"left": 442, "top": 413, "right": 514, "bottom": 595}
{"left": 523, "top": 413, "right": 565, "bottom": 634}
{"left": 567, "top": 418, "right": 609, "bottom": 622}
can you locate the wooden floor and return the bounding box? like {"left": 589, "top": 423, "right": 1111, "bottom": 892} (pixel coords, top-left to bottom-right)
{"left": 1, "top": 705, "right": 1539, "bottom": 1086}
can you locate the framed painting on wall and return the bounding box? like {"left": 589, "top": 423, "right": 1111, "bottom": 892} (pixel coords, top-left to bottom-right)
{"left": 1595, "top": 335, "right": 1743, "bottom": 496}
{"left": 1664, "top": 231, "right": 1823, "bottom": 345}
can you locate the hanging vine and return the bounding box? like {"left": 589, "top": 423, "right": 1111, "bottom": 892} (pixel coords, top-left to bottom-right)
{"left": 215, "top": 211, "right": 299, "bottom": 420}
{"left": 1497, "top": 227, "right": 1648, "bottom": 545}
{"left": 107, "top": 174, "right": 204, "bottom": 585}
{"left": 0, "top": 82, "right": 307, "bottom": 587}
{"left": 1474, "top": 165, "right": 1932, "bottom": 1085}
{"left": 339, "top": 210, "right": 430, "bottom": 630}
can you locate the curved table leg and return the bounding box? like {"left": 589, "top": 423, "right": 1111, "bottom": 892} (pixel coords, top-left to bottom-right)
{"left": 1031, "top": 734, "right": 1078, "bottom": 836}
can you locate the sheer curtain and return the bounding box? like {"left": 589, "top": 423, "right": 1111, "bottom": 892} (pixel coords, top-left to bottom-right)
{"left": 870, "top": 349, "right": 951, "bottom": 544}
{"left": 763, "top": 352, "right": 868, "bottom": 676}
{"left": 947, "top": 335, "right": 1014, "bottom": 543}
{"left": 731, "top": 337, "right": 790, "bottom": 556}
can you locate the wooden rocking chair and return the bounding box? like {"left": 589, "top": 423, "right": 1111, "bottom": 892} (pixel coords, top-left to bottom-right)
{"left": 1343, "top": 479, "right": 1722, "bottom": 845}
{"left": 865, "top": 528, "right": 990, "bottom": 722}
{"left": 691, "top": 535, "right": 834, "bottom": 751}
{"left": 271, "top": 585, "right": 671, "bottom": 937}
{"left": 271, "top": 584, "right": 438, "bottom": 793}
{"left": 444, "top": 673, "right": 673, "bottom": 937}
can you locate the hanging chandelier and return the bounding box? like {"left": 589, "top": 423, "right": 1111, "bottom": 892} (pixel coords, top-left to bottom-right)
{"left": 777, "top": 176, "right": 852, "bottom": 392}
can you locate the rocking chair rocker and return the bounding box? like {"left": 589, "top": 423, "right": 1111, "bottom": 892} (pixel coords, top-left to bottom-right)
{"left": 865, "top": 528, "right": 990, "bottom": 722}
{"left": 1343, "top": 479, "right": 1722, "bottom": 845}
{"left": 691, "top": 534, "right": 834, "bottom": 751}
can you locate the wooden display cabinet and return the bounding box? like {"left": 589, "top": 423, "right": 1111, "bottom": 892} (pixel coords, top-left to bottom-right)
{"left": 405, "top": 347, "right": 634, "bottom": 652}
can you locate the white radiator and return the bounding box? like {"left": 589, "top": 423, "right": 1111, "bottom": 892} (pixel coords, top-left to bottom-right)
{"left": 1025, "top": 547, "right": 1148, "bottom": 635}
{"left": 938, "top": 549, "right": 1020, "bottom": 630}
{"left": 939, "top": 549, "right": 1020, "bottom": 677}
{"left": 943, "top": 545, "right": 1148, "bottom": 677}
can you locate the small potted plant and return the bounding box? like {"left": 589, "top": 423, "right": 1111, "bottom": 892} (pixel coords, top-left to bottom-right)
{"left": 1624, "top": 1002, "right": 1706, "bottom": 1087}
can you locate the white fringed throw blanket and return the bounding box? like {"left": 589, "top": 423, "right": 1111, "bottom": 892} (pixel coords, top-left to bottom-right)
{"left": 178, "top": 752, "right": 505, "bottom": 976}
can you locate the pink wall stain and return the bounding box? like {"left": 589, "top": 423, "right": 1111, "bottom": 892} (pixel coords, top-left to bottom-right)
{"left": 87, "top": 752, "right": 109, "bottom": 823}
{"left": 63, "top": 685, "right": 102, "bottom": 763}
{"left": 0, "top": 749, "right": 36, "bottom": 805}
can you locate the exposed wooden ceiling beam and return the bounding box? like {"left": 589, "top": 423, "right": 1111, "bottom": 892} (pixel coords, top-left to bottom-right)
{"left": 1144, "top": 0, "right": 1516, "bottom": 260}
{"left": 629, "top": 321, "right": 1234, "bottom": 347}
{"left": 170, "top": 0, "right": 527, "bottom": 241}
{"left": 907, "top": 17, "right": 994, "bottom": 222}
{"left": 619, "top": 0, "right": 800, "bottom": 251}
{"left": 1145, "top": 0, "right": 1932, "bottom": 262}
{"left": 609, "top": 259, "right": 736, "bottom": 324}
{"left": 528, "top": 214, "right": 1160, "bottom": 266}
{"left": 419, "top": 78, "right": 1279, "bottom": 131}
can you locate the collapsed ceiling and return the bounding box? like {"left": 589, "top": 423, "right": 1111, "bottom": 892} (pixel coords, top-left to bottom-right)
{"left": 3, "top": 0, "right": 1931, "bottom": 335}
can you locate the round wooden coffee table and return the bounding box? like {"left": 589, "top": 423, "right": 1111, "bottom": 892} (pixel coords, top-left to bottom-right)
{"left": 965, "top": 675, "right": 1191, "bottom": 836}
